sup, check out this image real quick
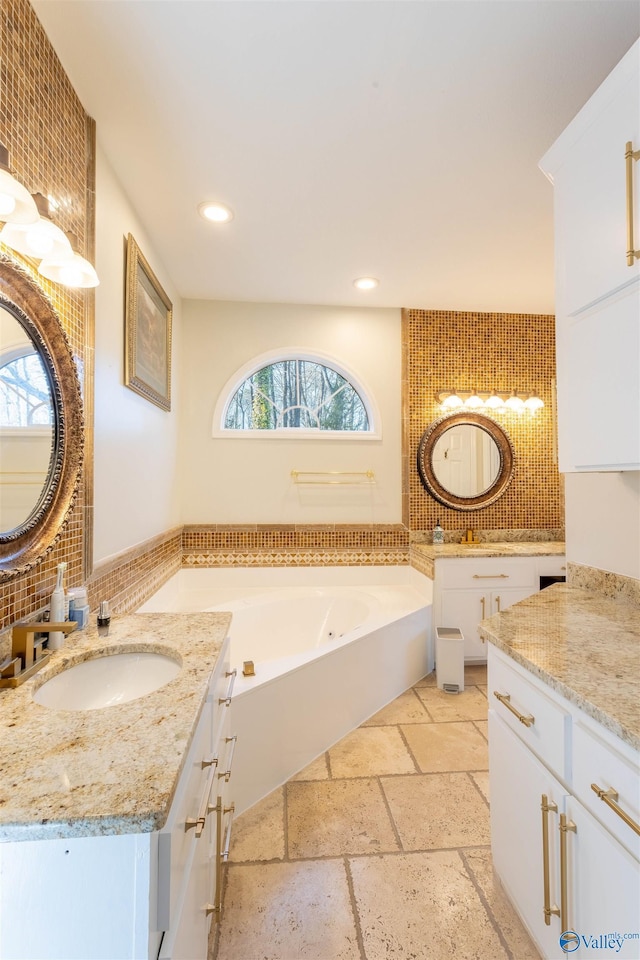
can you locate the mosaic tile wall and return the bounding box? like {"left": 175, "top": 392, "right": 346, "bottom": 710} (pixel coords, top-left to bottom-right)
{"left": 182, "top": 524, "right": 410, "bottom": 569}
{"left": 0, "top": 0, "right": 94, "bottom": 634}
{"left": 402, "top": 309, "right": 564, "bottom": 537}
{"left": 87, "top": 528, "right": 183, "bottom": 614}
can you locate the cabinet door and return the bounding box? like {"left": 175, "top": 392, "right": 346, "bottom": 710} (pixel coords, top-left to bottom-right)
{"left": 440, "top": 588, "right": 488, "bottom": 661}
{"left": 160, "top": 807, "right": 215, "bottom": 960}
{"left": 489, "top": 586, "right": 537, "bottom": 616}
{"left": 561, "top": 287, "right": 640, "bottom": 470}
{"left": 489, "top": 711, "right": 567, "bottom": 959}
{"left": 439, "top": 586, "right": 537, "bottom": 660}
{"left": 550, "top": 49, "right": 640, "bottom": 318}
{"left": 564, "top": 794, "right": 640, "bottom": 960}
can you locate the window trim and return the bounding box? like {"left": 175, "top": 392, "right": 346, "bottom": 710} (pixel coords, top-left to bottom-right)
{"left": 212, "top": 348, "right": 382, "bottom": 440}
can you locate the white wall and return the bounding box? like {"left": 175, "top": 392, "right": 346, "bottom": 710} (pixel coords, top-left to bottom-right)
{"left": 564, "top": 472, "right": 640, "bottom": 579}
{"left": 179, "top": 300, "right": 402, "bottom": 523}
{"left": 93, "top": 144, "right": 182, "bottom": 563}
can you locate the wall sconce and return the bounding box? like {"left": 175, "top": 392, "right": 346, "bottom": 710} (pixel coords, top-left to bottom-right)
{"left": 436, "top": 389, "right": 544, "bottom": 414}
{"left": 39, "top": 233, "right": 99, "bottom": 288}
{"left": 0, "top": 143, "right": 39, "bottom": 224}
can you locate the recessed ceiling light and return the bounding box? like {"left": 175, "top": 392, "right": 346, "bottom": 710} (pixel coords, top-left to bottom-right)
{"left": 353, "top": 277, "right": 379, "bottom": 290}
{"left": 198, "top": 201, "right": 234, "bottom": 223}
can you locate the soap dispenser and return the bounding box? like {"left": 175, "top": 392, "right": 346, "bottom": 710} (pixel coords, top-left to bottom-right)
{"left": 48, "top": 562, "right": 67, "bottom": 650}
{"left": 433, "top": 521, "right": 444, "bottom": 545}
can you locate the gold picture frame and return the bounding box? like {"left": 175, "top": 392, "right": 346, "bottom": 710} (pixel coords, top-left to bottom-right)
{"left": 125, "top": 234, "right": 172, "bottom": 411}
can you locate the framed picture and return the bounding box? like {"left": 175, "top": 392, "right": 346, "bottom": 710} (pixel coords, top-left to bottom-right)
{"left": 124, "top": 234, "right": 172, "bottom": 411}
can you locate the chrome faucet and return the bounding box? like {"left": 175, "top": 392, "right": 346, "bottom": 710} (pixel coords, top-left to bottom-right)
{"left": 0, "top": 620, "right": 77, "bottom": 688}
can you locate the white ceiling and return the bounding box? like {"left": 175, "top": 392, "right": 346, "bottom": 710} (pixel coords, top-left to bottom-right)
{"left": 32, "top": 1, "right": 639, "bottom": 313}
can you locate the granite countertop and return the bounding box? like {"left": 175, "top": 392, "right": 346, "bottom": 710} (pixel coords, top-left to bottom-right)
{"left": 0, "top": 612, "right": 231, "bottom": 842}
{"left": 412, "top": 541, "right": 566, "bottom": 560}
{"left": 479, "top": 584, "right": 640, "bottom": 751}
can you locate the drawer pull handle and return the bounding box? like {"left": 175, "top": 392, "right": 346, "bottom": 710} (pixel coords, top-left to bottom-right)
{"left": 218, "top": 735, "right": 237, "bottom": 782}
{"left": 214, "top": 799, "right": 236, "bottom": 918}
{"left": 219, "top": 668, "right": 237, "bottom": 706}
{"left": 495, "top": 595, "right": 501, "bottom": 613}
{"left": 472, "top": 573, "right": 510, "bottom": 579}
{"left": 222, "top": 803, "right": 236, "bottom": 863}
{"left": 493, "top": 691, "right": 535, "bottom": 727}
{"left": 559, "top": 813, "right": 577, "bottom": 934}
{"left": 591, "top": 783, "right": 640, "bottom": 836}
{"left": 541, "top": 795, "right": 559, "bottom": 926}
{"left": 625, "top": 141, "right": 640, "bottom": 266}
{"left": 185, "top": 816, "right": 206, "bottom": 837}
{"left": 480, "top": 596, "right": 485, "bottom": 618}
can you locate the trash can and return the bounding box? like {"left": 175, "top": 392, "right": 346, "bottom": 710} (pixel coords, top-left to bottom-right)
{"left": 435, "top": 627, "right": 465, "bottom": 693}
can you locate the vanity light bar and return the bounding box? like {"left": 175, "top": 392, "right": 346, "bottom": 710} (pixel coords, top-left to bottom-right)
{"left": 0, "top": 148, "right": 99, "bottom": 289}
{"left": 436, "top": 390, "right": 544, "bottom": 413}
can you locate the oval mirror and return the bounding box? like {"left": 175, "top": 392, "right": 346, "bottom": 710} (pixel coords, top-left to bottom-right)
{"left": 0, "top": 256, "right": 83, "bottom": 578}
{"left": 417, "top": 412, "right": 514, "bottom": 511}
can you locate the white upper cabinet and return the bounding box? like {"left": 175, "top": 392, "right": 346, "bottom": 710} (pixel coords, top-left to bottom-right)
{"left": 540, "top": 40, "right": 640, "bottom": 473}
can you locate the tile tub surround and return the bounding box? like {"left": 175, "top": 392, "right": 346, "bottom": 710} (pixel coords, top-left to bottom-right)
{"left": 478, "top": 584, "right": 640, "bottom": 750}
{"left": 213, "top": 666, "right": 540, "bottom": 960}
{"left": 0, "top": 612, "right": 230, "bottom": 841}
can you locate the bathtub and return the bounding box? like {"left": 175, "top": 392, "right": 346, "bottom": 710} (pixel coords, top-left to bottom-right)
{"left": 140, "top": 566, "right": 433, "bottom": 814}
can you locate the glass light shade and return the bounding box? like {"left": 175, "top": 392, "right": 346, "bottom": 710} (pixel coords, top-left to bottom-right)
{"left": 39, "top": 251, "right": 99, "bottom": 288}
{"left": 0, "top": 217, "right": 72, "bottom": 260}
{"left": 441, "top": 392, "right": 463, "bottom": 408}
{"left": 0, "top": 169, "right": 39, "bottom": 223}
{"left": 505, "top": 390, "right": 525, "bottom": 412}
{"left": 485, "top": 391, "right": 504, "bottom": 409}
{"left": 464, "top": 391, "right": 484, "bottom": 408}
{"left": 524, "top": 392, "right": 544, "bottom": 411}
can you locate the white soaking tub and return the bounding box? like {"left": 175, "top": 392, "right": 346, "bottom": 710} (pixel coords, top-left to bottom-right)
{"left": 140, "top": 566, "right": 433, "bottom": 813}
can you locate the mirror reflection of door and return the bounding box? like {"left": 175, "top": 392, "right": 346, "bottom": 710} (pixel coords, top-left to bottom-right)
{"left": 0, "top": 305, "right": 54, "bottom": 534}
{"left": 432, "top": 424, "right": 500, "bottom": 498}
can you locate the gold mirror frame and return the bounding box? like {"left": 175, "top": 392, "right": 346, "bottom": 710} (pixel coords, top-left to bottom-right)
{"left": 417, "top": 411, "right": 515, "bottom": 511}
{"left": 0, "top": 256, "right": 83, "bottom": 579}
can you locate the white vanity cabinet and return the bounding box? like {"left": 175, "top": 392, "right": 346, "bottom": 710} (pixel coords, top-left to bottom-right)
{"left": 433, "top": 555, "right": 565, "bottom": 662}
{"left": 489, "top": 646, "right": 640, "bottom": 960}
{"left": 540, "top": 39, "right": 640, "bottom": 472}
{"left": 0, "top": 638, "right": 236, "bottom": 960}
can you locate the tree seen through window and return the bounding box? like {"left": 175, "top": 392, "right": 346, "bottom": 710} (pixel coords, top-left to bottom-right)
{"left": 225, "top": 359, "right": 370, "bottom": 432}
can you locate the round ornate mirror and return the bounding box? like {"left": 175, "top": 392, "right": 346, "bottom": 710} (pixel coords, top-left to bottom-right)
{"left": 0, "top": 256, "right": 83, "bottom": 578}
{"left": 417, "top": 412, "right": 514, "bottom": 511}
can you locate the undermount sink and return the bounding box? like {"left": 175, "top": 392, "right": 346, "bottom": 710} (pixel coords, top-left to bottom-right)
{"left": 33, "top": 650, "right": 182, "bottom": 711}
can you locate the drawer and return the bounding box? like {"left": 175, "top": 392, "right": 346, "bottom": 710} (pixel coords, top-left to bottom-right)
{"left": 437, "top": 557, "right": 537, "bottom": 590}
{"left": 573, "top": 718, "right": 640, "bottom": 860}
{"left": 488, "top": 648, "right": 569, "bottom": 779}
{"left": 157, "top": 695, "right": 214, "bottom": 931}
{"left": 536, "top": 555, "right": 567, "bottom": 577}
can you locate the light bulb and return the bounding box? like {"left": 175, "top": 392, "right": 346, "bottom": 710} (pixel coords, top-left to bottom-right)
{"left": 524, "top": 392, "right": 544, "bottom": 412}
{"left": 505, "top": 390, "right": 525, "bottom": 412}
{"left": 441, "top": 392, "right": 463, "bottom": 409}
{"left": 485, "top": 391, "right": 503, "bottom": 409}
{"left": 465, "top": 391, "right": 484, "bottom": 408}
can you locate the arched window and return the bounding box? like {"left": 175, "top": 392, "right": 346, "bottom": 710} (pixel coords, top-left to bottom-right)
{"left": 214, "top": 351, "right": 380, "bottom": 438}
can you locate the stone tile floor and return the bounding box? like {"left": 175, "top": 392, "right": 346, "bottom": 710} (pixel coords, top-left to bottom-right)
{"left": 211, "top": 665, "right": 540, "bottom": 960}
